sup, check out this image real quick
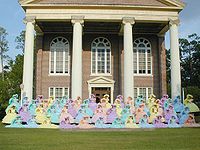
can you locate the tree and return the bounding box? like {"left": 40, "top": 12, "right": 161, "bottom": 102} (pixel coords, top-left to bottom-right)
{"left": 0, "top": 26, "right": 9, "bottom": 80}
{"left": 15, "top": 31, "right": 25, "bottom": 53}
{"left": 179, "top": 34, "right": 200, "bottom": 87}
{"left": 0, "top": 30, "right": 24, "bottom": 119}
{"left": 167, "top": 33, "right": 200, "bottom": 103}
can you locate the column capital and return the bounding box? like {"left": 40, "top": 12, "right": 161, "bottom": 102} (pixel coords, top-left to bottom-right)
{"left": 169, "top": 19, "right": 180, "bottom": 26}
{"left": 122, "top": 17, "right": 135, "bottom": 25}
{"left": 71, "top": 16, "right": 84, "bottom": 25}
{"left": 23, "top": 16, "right": 36, "bottom": 24}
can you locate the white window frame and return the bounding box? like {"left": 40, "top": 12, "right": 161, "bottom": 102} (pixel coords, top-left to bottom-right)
{"left": 49, "top": 87, "right": 70, "bottom": 99}
{"left": 91, "top": 37, "right": 112, "bottom": 76}
{"left": 49, "top": 37, "right": 70, "bottom": 76}
{"left": 133, "top": 38, "right": 153, "bottom": 76}
{"left": 134, "top": 87, "right": 153, "bottom": 101}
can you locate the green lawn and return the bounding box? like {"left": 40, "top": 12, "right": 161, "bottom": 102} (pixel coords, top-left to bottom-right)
{"left": 0, "top": 124, "right": 199, "bottom": 150}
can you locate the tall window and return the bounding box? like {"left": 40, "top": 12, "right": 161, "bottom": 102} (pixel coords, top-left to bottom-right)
{"left": 134, "top": 87, "right": 153, "bottom": 101}
{"left": 91, "top": 37, "right": 111, "bottom": 74}
{"left": 50, "top": 37, "right": 70, "bottom": 75}
{"left": 133, "top": 38, "right": 152, "bottom": 75}
{"left": 49, "top": 87, "right": 69, "bottom": 99}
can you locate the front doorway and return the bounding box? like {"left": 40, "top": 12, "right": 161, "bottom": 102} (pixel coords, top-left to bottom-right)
{"left": 92, "top": 87, "right": 111, "bottom": 103}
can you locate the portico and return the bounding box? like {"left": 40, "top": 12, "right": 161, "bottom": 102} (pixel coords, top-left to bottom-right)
{"left": 19, "top": 0, "right": 184, "bottom": 101}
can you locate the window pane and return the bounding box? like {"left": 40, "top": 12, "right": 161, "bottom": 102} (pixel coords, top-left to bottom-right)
{"left": 56, "top": 50, "right": 63, "bottom": 73}
{"left": 133, "top": 49, "right": 137, "bottom": 73}
{"left": 139, "top": 49, "right": 146, "bottom": 74}
{"left": 50, "top": 37, "right": 70, "bottom": 74}
{"left": 92, "top": 49, "right": 96, "bottom": 73}
{"left": 55, "top": 88, "right": 63, "bottom": 99}
{"left": 148, "top": 88, "right": 152, "bottom": 99}
{"left": 147, "top": 49, "right": 151, "bottom": 74}
{"left": 97, "top": 49, "right": 105, "bottom": 73}
{"left": 139, "top": 88, "right": 146, "bottom": 100}
{"left": 50, "top": 88, "right": 54, "bottom": 97}
{"left": 50, "top": 51, "right": 54, "bottom": 73}
{"left": 64, "top": 88, "right": 69, "bottom": 97}
{"left": 133, "top": 38, "right": 152, "bottom": 75}
{"left": 134, "top": 88, "right": 138, "bottom": 100}
{"left": 65, "top": 48, "right": 69, "bottom": 74}
{"left": 107, "top": 49, "right": 111, "bottom": 73}
{"left": 91, "top": 37, "right": 111, "bottom": 74}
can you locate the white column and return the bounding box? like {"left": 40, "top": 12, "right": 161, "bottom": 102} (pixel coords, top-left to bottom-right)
{"left": 123, "top": 17, "right": 135, "bottom": 100}
{"left": 169, "top": 19, "right": 181, "bottom": 99}
{"left": 71, "top": 16, "right": 84, "bottom": 99}
{"left": 22, "top": 16, "right": 35, "bottom": 101}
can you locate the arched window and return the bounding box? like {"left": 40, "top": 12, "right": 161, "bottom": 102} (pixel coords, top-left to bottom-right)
{"left": 50, "top": 37, "right": 70, "bottom": 75}
{"left": 133, "top": 38, "right": 152, "bottom": 75}
{"left": 91, "top": 37, "right": 111, "bottom": 74}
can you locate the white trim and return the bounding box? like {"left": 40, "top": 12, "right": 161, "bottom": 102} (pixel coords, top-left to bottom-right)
{"left": 87, "top": 76, "right": 115, "bottom": 104}
{"left": 90, "top": 74, "right": 112, "bottom": 77}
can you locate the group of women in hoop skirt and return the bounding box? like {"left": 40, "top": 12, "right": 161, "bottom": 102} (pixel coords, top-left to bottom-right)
{"left": 2, "top": 93, "right": 200, "bottom": 129}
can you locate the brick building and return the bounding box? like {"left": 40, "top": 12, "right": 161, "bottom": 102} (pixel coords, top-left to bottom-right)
{"left": 19, "top": 0, "right": 184, "bottom": 103}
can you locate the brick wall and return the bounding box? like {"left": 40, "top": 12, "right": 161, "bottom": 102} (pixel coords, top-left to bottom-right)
{"left": 35, "top": 33, "right": 166, "bottom": 99}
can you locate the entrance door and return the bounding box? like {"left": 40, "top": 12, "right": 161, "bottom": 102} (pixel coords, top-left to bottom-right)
{"left": 92, "top": 87, "right": 111, "bottom": 103}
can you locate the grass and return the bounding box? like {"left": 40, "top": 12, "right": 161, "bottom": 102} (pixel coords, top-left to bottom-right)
{"left": 0, "top": 123, "right": 200, "bottom": 150}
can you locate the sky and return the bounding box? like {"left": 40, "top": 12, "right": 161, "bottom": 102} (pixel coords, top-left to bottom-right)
{"left": 0, "top": 0, "right": 200, "bottom": 59}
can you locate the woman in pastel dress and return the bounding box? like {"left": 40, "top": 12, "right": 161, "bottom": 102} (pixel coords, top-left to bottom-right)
{"left": 114, "top": 99, "right": 122, "bottom": 117}
{"left": 106, "top": 105, "right": 118, "bottom": 124}
{"left": 121, "top": 105, "right": 131, "bottom": 124}
{"left": 68, "top": 102, "right": 78, "bottom": 118}
{"left": 125, "top": 115, "right": 139, "bottom": 128}
{"left": 26, "top": 116, "right": 38, "bottom": 128}
{"left": 6, "top": 116, "right": 24, "bottom": 128}
{"left": 40, "top": 117, "right": 58, "bottom": 128}
{"left": 60, "top": 106, "right": 74, "bottom": 124}
{"left": 95, "top": 117, "right": 110, "bottom": 128}
{"left": 35, "top": 105, "right": 47, "bottom": 124}
{"left": 19, "top": 103, "right": 32, "bottom": 123}
{"left": 111, "top": 117, "right": 124, "bottom": 128}
{"left": 153, "top": 115, "right": 167, "bottom": 128}
{"left": 91, "top": 104, "right": 106, "bottom": 123}
{"left": 2, "top": 105, "right": 18, "bottom": 124}
{"left": 139, "top": 114, "right": 153, "bottom": 128}
{"left": 135, "top": 104, "right": 146, "bottom": 123}
{"left": 59, "top": 117, "right": 76, "bottom": 129}
{"left": 89, "top": 94, "right": 97, "bottom": 113}
{"left": 149, "top": 105, "right": 159, "bottom": 123}
{"left": 78, "top": 116, "right": 94, "bottom": 129}
{"left": 184, "top": 114, "right": 200, "bottom": 127}
{"left": 168, "top": 115, "right": 180, "bottom": 128}
{"left": 184, "top": 94, "right": 199, "bottom": 112}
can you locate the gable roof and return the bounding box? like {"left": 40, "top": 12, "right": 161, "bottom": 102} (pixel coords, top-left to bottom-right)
{"left": 19, "top": 0, "right": 185, "bottom": 10}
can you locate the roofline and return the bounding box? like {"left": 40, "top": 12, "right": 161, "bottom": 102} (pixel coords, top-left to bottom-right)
{"left": 19, "top": 0, "right": 185, "bottom": 12}
{"left": 21, "top": 4, "right": 184, "bottom": 11}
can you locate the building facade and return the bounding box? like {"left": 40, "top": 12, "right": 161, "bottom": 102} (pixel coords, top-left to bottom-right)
{"left": 19, "top": 0, "right": 184, "bottom": 102}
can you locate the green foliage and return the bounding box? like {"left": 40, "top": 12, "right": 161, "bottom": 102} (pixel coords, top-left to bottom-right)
{"left": 167, "top": 33, "right": 200, "bottom": 102}
{"left": 184, "top": 86, "right": 200, "bottom": 104}
{"left": 0, "top": 26, "right": 9, "bottom": 80}
{"left": 179, "top": 34, "right": 200, "bottom": 87}
{"left": 15, "top": 31, "right": 25, "bottom": 53}
{"left": 0, "top": 54, "right": 23, "bottom": 119}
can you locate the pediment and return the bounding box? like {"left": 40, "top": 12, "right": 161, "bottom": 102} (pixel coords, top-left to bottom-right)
{"left": 87, "top": 76, "right": 115, "bottom": 84}
{"left": 19, "top": 0, "right": 185, "bottom": 9}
